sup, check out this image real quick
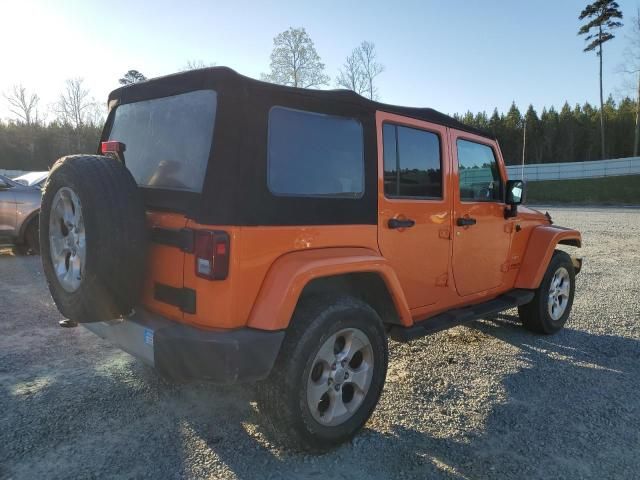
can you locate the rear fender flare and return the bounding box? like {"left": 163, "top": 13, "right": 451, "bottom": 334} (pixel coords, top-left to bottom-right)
{"left": 514, "top": 225, "right": 582, "bottom": 289}
{"left": 246, "top": 248, "right": 412, "bottom": 331}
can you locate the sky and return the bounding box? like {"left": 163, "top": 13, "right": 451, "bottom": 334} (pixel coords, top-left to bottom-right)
{"left": 0, "top": 0, "right": 637, "bottom": 122}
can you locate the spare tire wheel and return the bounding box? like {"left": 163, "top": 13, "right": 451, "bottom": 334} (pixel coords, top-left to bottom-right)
{"left": 40, "top": 155, "right": 147, "bottom": 323}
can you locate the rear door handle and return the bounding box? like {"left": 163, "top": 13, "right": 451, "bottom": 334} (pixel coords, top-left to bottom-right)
{"left": 456, "top": 217, "right": 477, "bottom": 226}
{"left": 388, "top": 218, "right": 415, "bottom": 229}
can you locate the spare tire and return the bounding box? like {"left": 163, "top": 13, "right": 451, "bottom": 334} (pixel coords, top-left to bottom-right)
{"left": 40, "top": 155, "right": 147, "bottom": 323}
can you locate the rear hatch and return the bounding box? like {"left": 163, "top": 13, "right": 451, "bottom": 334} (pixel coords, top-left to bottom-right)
{"left": 106, "top": 89, "right": 218, "bottom": 322}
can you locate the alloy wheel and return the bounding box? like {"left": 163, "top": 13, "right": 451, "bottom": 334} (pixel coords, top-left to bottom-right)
{"left": 548, "top": 266, "right": 570, "bottom": 321}
{"left": 49, "top": 187, "right": 86, "bottom": 292}
{"left": 306, "top": 328, "right": 375, "bottom": 427}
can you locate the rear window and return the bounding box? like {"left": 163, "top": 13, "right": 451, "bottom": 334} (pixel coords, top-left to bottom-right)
{"left": 108, "top": 90, "right": 217, "bottom": 193}
{"left": 267, "top": 107, "right": 364, "bottom": 198}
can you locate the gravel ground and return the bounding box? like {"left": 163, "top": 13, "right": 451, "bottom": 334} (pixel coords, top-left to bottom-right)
{"left": 1, "top": 207, "right": 639, "bottom": 479}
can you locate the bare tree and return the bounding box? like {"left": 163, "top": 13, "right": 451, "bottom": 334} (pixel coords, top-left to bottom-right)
{"left": 87, "top": 102, "right": 107, "bottom": 128}
{"left": 181, "top": 60, "right": 216, "bottom": 71}
{"left": 119, "top": 69, "right": 147, "bottom": 85}
{"left": 357, "top": 41, "right": 384, "bottom": 100}
{"left": 3, "top": 84, "right": 40, "bottom": 124}
{"left": 619, "top": 8, "right": 640, "bottom": 156}
{"left": 336, "top": 50, "right": 366, "bottom": 95}
{"left": 261, "top": 27, "right": 329, "bottom": 88}
{"left": 336, "top": 41, "right": 384, "bottom": 100}
{"left": 55, "top": 78, "right": 97, "bottom": 128}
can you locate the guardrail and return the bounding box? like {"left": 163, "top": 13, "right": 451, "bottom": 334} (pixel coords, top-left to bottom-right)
{"left": 506, "top": 157, "right": 640, "bottom": 181}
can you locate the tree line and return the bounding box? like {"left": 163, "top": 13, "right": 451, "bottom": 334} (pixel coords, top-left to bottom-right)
{"left": 455, "top": 96, "right": 637, "bottom": 165}
{"left": 1, "top": 77, "right": 104, "bottom": 171}
{"left": 0, "top": 122, "right": 102, "bottom": 171}
{"left": 2, "top": 94, "right": 635, "bottom": 171}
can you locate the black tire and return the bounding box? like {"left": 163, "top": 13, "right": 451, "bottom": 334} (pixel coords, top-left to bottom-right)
{"left": 518, "top": 250, "right": 576, "bottom": 334}
{"left": 40, "top": 155, "right": 147, "bottom": 323}
{"left": 256, "top": 295, "right": 388, "bottom": 452}
{"left": 24, "top": 217, "right": 40, "bottom": 254}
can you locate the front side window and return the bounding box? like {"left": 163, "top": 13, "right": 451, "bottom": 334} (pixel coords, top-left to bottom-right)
{"left": 383, "top": 123, "right": 442, "bottom": 198}
{"left": 457, "top": 139, "right": 502, "bottom": 202}
{"left": 268, "top": 107, "right": 364, "bottom": 198}
{"left": 108, "top": 89, "right": 217, "bottom": 193}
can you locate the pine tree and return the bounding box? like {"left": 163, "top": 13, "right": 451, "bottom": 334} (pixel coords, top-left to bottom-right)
{"left": 118, "top": 70, "right": 147, "bottom": 85}
{"left": 524, "top": 105, "right": 542, "bottom": 163}
{"left": 578, "top": 0, "right": 624, "bottom": 159}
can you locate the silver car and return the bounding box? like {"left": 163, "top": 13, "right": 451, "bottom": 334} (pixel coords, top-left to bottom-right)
{"left": 0, "top": 174, "right": 42, "bottom": 253}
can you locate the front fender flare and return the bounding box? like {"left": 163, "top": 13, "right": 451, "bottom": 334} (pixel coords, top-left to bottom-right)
{"left": 246, "top": 247, "right": 412, "bottom": 331}
{"left": 514, "top": 225, "right": 582, "bottom": 289}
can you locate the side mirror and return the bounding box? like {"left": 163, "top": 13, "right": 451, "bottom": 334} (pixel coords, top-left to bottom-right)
{"left": 504, "top": 180, "right": 525, "bottom": 219}
{"left": 0, "top": 180, "right": 10, "bottom": 190}
{"left": 506, "top": 180, "right": 525, "bottom": 205}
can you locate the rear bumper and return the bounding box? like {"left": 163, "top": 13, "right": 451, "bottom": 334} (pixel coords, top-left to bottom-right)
{"left": 84, "top": 308, "right": 284, "bottom": 383}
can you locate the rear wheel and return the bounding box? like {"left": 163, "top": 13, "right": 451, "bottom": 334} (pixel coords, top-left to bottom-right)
{"left": 256, "top": 296, "right": 388, "bottom": 451}
{"left": 518, "top": 250, "right": 576, "bottom": 334}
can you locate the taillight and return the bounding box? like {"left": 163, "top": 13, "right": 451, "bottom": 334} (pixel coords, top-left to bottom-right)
{"left": 194, "top": 231, "right": 230, "bottom": 280}
{"left": 101, "top": 140, "right": 125, "bottom": 155}
{"left": 101, "top": 141, "right": 126, "bottom": 163}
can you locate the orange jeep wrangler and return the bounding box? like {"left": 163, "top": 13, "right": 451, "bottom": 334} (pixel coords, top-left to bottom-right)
{"left": 40, "top": 67, "right": 582, "bottom": 451}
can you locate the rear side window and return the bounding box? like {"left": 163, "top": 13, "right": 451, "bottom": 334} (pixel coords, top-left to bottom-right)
{"left": 108, "top": 90, "right": 217, "bottom": 193}
{"left": 383, "top": 123, "right": 442, "bottom": 198}
{"left": 268, "top": 107, "right": 364, "bottom": 198}
{"left": 457, "top": 139, "right": 502, "bottom": 202}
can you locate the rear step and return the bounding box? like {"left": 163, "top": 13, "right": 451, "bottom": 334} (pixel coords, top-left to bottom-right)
{"left": 390, "top": 289, "right": 534, "bottom": 342}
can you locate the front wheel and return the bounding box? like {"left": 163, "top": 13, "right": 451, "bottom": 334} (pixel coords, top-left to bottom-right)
{"left": 518, "top": 250, "right": 576, "bottom": 334}
{"left": 256, "top": 296, "right": 388, "bottom": 452}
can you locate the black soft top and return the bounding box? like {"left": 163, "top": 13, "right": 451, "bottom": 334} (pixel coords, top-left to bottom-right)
{"left": 104, "top": 67, "right": 494, "bottom": 227}
{"left": 108, "top": 67, "right": 494, "bottom": 140}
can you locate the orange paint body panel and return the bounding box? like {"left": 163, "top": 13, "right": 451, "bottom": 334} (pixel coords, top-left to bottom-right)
{"left": 180, "top": 224, "right": 381, "bottom": 329}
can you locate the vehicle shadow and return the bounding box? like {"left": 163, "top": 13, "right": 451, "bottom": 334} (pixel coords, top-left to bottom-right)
{"left": 440, "top": 314, "right": 640, "bottom": 478}
{"left": 3, "top": 317, "right": 639, "bottom": 479}
{"left": 172, "top": 315, "right": 640, "bottom": 479}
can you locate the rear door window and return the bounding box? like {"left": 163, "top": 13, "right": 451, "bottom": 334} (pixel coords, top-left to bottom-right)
{"left": 267, "top": 107, "right": 364, "bottom": 198}
{"left": 108, "top": 90, "right": 217, "bottom": 193}
{"left": 457, "top": 139, "right": 502, "bottom": 202}
{"left": 383, "top": 123, "right": 442, "bottom": 198}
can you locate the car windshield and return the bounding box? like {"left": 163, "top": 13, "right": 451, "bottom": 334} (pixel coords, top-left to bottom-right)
{"left": 108, "top": 89, "right": 217, "bottom": 193}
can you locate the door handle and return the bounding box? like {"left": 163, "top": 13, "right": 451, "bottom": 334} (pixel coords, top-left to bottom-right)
{"left": 388, "top": 218, "right": 415, "bottom": 229}
{"left": 456, "top": 217, "right": 477, "bottom": 226}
